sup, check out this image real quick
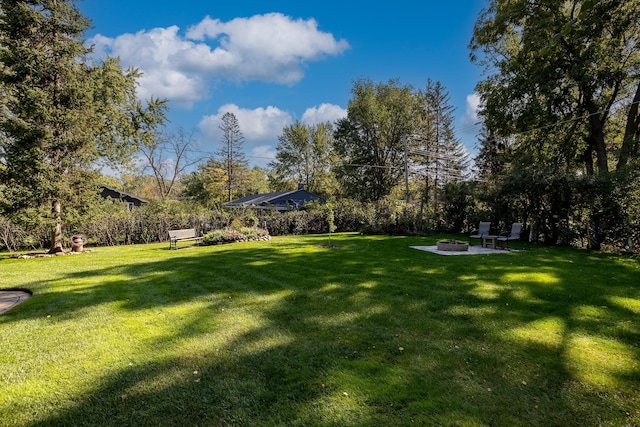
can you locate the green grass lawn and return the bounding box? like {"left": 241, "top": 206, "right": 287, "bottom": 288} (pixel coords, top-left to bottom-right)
{"left": 1, "top": 233, "right": 639, "bottom": 426}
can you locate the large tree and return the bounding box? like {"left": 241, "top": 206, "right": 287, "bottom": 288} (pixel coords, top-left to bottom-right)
{"left": 269, "top": 120, "right": 337, "bottom": 196}
{"left": 0, "top": 0, "right": 167, "bottom": 253}
{"left": 413, "top": 79, "right": 471, "bottom": 209}
{"left": 140, "top": 127, "right": 204, "bottom": 200}
{"left": 217, "top": 112, "right": 247, "bottom": 202}
{"left": 470, "top": 0, "right": 640, "bottom": 175}
{"left": 334, "top": 78, "right": 419, "bottom": 202}
{"left": 180, "top": 159, "right": 229, "bottom": 207}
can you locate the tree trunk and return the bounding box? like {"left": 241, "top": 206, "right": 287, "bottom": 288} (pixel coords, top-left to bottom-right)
{"left": 585, "top": 104, "right": 609, "bottom": 175}
{"left": 582, "top": 138, "right": 595, "bottom": 175}
{"left": 49, "top": 201, "right": 64, "bottom": 254}
{"left": 616, "top": 80, "right": 640, "bottom": 170}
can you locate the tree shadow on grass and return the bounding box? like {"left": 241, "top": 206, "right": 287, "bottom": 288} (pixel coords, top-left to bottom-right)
{"left": 1, "top": 235, "right": 639, "bottom": 426}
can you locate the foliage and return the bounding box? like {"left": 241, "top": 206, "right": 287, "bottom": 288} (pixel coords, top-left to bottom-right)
{"left": 440, "top": 181, "right": 478, "bottom": 233}
{"left": 241, "top": 166, "right": 271, "bottom": 198}
{"left": 357, "top": 199, "right": 422, "bottom": 236}
{"left": 81, "top": 197, "right": 136, "bottom": 246}
{"left": 269, "top": 121, "right": 339, "bottom": 197}
{"left": 470, "top": 0, "right": 640, "bottom": 175}
{"left": 333, "top": 78, "right": 472, "bottom": 206}
{"left": 180, "top": 159, "right": 228, "bottom": 207}
{"left": 330, "top": 199, "right": 374, "bottom": 232}
{"left": 202, "top": 226, "right": 270, "bottom": 245}
{"left": 472, "top": 162, "right": 640, "bottom": 250}
{"left": 473, "top": 125, "right": 512, "bottom": 181}
{"left": 0, "top": 0, "right": 167, "bottom": 253}
{"left": 619, "top": 164, "right": 640, "bottom": 251}
{"left": 333, "top": 78, "right": 419, "bottom": 202}
{"left": 572, "top": 166, "right": 640, "bottom": 251}
{"left": 258, "top": 209, "right": 327, "bottom": 236}
{"left": 243, "top": 213, "right": 259, "bottom": 228}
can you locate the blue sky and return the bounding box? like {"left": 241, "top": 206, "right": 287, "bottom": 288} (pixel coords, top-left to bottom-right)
{"left": 79, "top": 0, "right": 487, "bottom": 167}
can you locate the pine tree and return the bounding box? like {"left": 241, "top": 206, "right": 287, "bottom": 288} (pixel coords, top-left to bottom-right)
{"left": 413, "top": 80, "right": 471, "bottom": 209}
{"left": 0, "top": 0, "right": 167, "bottom": 253}
{"left": 217, "top": 112, "right": 247, "bottom": 202}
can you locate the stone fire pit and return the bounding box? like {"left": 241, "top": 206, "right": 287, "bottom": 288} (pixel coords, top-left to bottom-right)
{"left": 436, "top": 240, "right": 469, "bottom": 252}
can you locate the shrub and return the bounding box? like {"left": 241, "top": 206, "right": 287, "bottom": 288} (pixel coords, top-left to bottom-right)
{"left": 202, "top": 226, "right": 270, "bottom": 245}
{"left": 0, "top": 216, "right": 24, "bottom": 252}
{"left": 243, "top": 214, "right": 259, "bottom": 227}
{"left": 256, "top": 210, "right": 326, "bottom": 236}
{"left": 332, "top": 199, "right": 372, "bottom": 232}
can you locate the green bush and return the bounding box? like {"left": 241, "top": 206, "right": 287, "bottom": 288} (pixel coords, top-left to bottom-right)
{"left": 332, "top": 199, "right": 373, "bottom": 232}
{"left": 202, "top": 226, "right": 270, "bottom": 245}
{"left": 256, "top": 209, "right": 326, "bottom": 236}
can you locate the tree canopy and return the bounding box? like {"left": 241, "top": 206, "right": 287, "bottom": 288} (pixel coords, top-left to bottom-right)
{"left": 269, "top": 120, "right": 337, "bottom": 196}
{"left": 333, "top": 78, "right": 471, "bottom": 204}
{"left": 0, "top": 0, "right": 167, "bottom": 252}
{"left": 470, "top": 0, "right": 640, "bottom": 248}
{"left": 470, "top": 0, "right": 640, "bottom": 175}
{"left": 333, "top": 78, "right": 419, "bottom": 202}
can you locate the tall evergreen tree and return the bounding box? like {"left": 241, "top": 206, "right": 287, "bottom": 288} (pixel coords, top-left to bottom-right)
{"left": 473, "top": 125, "right": 514, "bottom": 188}
{"left": 413, "top": 79, "right": 471, "bottom": 209}
{"left": 0, "top": 0, "right": 167, "bottom": 253}
{"left": 217, "top": 112, "right": 247, "bottom": 202}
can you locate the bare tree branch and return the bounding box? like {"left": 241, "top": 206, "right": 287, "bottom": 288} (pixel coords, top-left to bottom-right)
{"left": 140, "top": 127, "right": 207, "bottom": 199}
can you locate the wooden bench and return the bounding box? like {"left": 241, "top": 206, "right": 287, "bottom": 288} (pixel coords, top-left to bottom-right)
{"left": 168, "top": 228, "right": 203, "bottom": 250}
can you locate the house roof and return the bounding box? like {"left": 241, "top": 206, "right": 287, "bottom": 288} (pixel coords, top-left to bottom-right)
{"left": 99, "top": 185, "right": 149, "bottom": 205}
{"left": 225, "top": 188, "right": 325, "bottom": 211}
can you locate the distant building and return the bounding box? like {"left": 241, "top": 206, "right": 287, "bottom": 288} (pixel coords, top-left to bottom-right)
{"left": 224, "top": 184, "right": 325, "bottom": 211}
{"left": 99, "top": 185, "right": 148, "bottom": 210}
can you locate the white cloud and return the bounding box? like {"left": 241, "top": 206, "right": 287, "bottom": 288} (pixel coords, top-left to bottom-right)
{"left": 198, "top": 104, "right": 293, "bottom": 145}
{"left": 196, "top": 102, "right": 350, "bottom": 167}
{"left": 87, "top": 13, "right": 349, "bottom": 105}
{"left": 301, "top": 103, "right": 347, "bottom": 125}
{"left": 187, "top": 13, "right": 349, "bottom": 85}
{"left": 461, "top": 93, "right": 481, "bottom": 130}
{"left": 249, "top": 145, "right": 278, "bottom": 166}
{"left": 89, "top": 27, "right": 210, "bottom": 106}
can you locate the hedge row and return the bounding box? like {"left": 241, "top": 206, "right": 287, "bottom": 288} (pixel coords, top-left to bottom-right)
{"left": 0, "top": 197, "right": 437, "bottom": 252}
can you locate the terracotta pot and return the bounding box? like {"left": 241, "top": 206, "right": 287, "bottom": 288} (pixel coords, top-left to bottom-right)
{"left": 71, "top": 235, "right": 85, "bottom": 252}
